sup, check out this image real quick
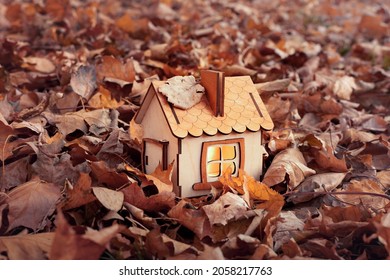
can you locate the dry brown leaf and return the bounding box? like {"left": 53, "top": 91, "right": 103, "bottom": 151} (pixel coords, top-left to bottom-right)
{"left": 374, "top": 212, "right": 390, "bottom": 256}
{"left": 49, "top": 211, "right": 122, "bottom": 260}
{"left": 0, "top": 232, "right": 54, "bottom": 260}
{"left": 90, "top": 161, "right": 130, "bottom": 189}
{"left": 92, "top": 187, "right": 124, "bottom": 212}
{"left": 301, "top": 134, "right": 348, "bottom": 172}
{"left": 6, "top": 177, "right": 61, "bottom": 232}
{"left": 336, "top": 179, "right": 388, "bottom": 211}
{"left": 262, "top": 148, "right": 316, "bottom": 189}
{"left": 321, "top": 205, "right": 368, "bottom": 223}
{"left": 288, "top": 173, "right": 346, "bottom": 204}
{"left": 243, "top": 172, "right": 284, "bottom": 202}
{"left": 115, "top": 14, "right": 149, "bottom": 37}
{"left": 121, "top": 182, "right": 175, "bottom": 212}
{"left": 377, "top": 170, "right": 390, "bottom": 189}
{"left": 196, "top": 244, "right": 225, "bottom": 260}
{"left": 202, "top": 192, "right": 248, "bottom": 226}
{"left": 333, "top": 76, "right": 357, "bottom": 100}
{"left": 145, "top": 161, "right": 174, "bottom": 193}
{"left": 281, "top": 238, "right": 303, "bottom": 259}
{"left": 97, "top": 56, "right": 136, "bottom": 85}
{"left": 358, "top": 14, "right": 389, "bottom": 38}
{"left": 300, "top": 238, "right": 343, "bottom": 260}
{"left": 22, "top": 57, "right": 56, "bottom": 74}
{"left": 145, "top": 228, "right": 171, "bottom": 259}
{"left": 0, "top": 120, "right": 15, "bottom": 162}
{"left": 167, "top": 200, "right": 211, "bottom": 240}
{"left": 88, "top": 85, "right": 124, "bottom": 109}
{"left": 43, "top": 109, "right": 111, "bottom": 136}
{"left": 70, "top": 65, "right": 97, "bottom": 100}
{"left": 60, "top": 173, "right": 96, "bottom": 211}
{"left": 273, "top": 211, "right": 305, "bottom": 251}
{"left": 255, "top": 78, "right": 291, "bottom": 92}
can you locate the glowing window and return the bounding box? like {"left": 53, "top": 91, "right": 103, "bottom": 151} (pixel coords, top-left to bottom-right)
{"left": 202, "top": 139, "right": 244, "bottom": 182}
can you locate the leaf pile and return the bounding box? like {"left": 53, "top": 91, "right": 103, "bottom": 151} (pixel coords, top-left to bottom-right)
{"left": 1, "top": 0, "right": 390, "bottom": 260}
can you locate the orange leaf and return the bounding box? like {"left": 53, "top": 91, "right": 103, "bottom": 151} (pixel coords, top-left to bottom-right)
{"left": 97, "top": 56, "right": 136, "bottom": 85}
{"left": 145, "top": 161, "right": 174, "bottom": 193}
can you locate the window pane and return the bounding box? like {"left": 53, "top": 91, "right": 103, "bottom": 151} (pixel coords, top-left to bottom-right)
{"left": 222, "top": 162, "right": 236, "bottom": 174}
{"left": 207, "top": 146, "right": 221, "bottom": 162}
{"left": 207, "top": 162, "right": 220, "bottom": 177}
{"left": 221, "top": 145, "right": 236, "bottom": 160}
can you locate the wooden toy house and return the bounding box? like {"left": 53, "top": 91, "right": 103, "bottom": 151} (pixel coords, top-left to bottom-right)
{"left": 134, "top": 70, "right": 274, "bottom": 197}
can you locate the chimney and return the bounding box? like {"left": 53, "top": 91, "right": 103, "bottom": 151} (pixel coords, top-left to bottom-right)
{"left": 200, "top": 70, "right": 225, "bottom": 117}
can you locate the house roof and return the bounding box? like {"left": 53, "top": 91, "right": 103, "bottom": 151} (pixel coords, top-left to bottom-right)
{"left": 135, "top": 76, "right": 274, "bottom": 138}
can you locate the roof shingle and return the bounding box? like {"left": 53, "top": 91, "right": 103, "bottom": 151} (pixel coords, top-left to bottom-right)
{"left": 151, "top": 76, "right": 274, "bottom": 138}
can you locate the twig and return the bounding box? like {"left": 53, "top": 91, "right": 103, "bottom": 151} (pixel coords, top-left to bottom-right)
{"left": 284, "top": 190, "right": 390, "bottom": 200}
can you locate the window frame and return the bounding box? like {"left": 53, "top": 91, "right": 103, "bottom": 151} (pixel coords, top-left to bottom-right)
{"left": 200, "top": 138, "right": 245, "bottom": 183}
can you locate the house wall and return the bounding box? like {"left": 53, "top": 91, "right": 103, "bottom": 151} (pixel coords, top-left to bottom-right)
{"left": 179, "top": 131, "right": 264, "bottom": 197}
{"left": 139, "top": 93, "right": 179, "bottom": 193}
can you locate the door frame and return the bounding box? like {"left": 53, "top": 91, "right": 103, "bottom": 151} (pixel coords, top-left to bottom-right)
{"left": 142, "top": 138, "right": 169, "bottom": 173}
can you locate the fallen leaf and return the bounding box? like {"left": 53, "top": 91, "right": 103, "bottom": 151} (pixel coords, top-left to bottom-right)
{"left": 115, "top": 14, "right": 149, "bottom": 38}
{"left": 288, "top": 173, "right": 346, "bottom": 204}
{"left": 145, "top": 228, "right": 171, "bottom": 259}
{"left": 333, "top": 76, "right": 357, "bottom": 100}
{"left": 203, "top": 192, "right": 248, "bottom": 226}
{"left": 22, "top": 57, "right": 56, "bottom": 74}
{"left": 167, "top": 200, "right": 211, "bottom": 240}
{"left": 273, "top": 211, "right": 305, "bottom": 251}
{"left": 70, "top": 65, "right": 97, "bottom": 100}
{"left": 92, "top": 187, "right": 124, "bottom": 212}
{"left": 88, "top": 85, "right": 124, "bottom": 109}
{"left": 43, "top": 109, "right": 112, "bottom": 136}
{"left": 243, "top": 172, "right": 284, "bottom": 202}
{"left": 262, "top": 148, "right": 316, "bottom": 189}
{"left": 159, "top": 75, "right": 205, "bottom": 109}
{"left": 336, "top": 179, "right": 388, "bottom": 211}
{"left": 374, "top": 212, "right": 390, "bottom": 256}
{"left": 121, "top": 182, "right": 175, "bottom": 212}
{"left": 0, "top": 120, "right": 15, "bottom": 162}
{"left": 0, "top": 232, "right": 54, "bottom": 260}
{"left": 49, "top": 211, "right": 122, "bottom": 260}
{"left": 145, "top": 162, "right": 174, "bottom": 193}
{"left": 196, "top": 244, "right": 224, "bottom": 260}
{"left": 60, "top": 173, "right": 96, "bottom": 211}
{"left": 90, "top": 161, "right": 130, "bottom": 189}
{"left": 6, "top": 177, "right": 61, "bottom": 232}
{"left": 255, "top": 78, "right": 291, "bottom": 92}
{"left": 300, "top": 238, "right": 343, "bottom": 260}
{"left": 377, "top": 170, "right": 390, "bottom": 189}
{"left": 97, "top": 56, "right": 136, "bottom": 86}
{"left": 221, "top": 234, "right": 261, "bottom": 259}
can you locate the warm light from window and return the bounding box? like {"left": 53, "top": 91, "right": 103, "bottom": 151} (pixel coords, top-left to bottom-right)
{"left": 206, "top": 144, "right": 237, "bottom": 178}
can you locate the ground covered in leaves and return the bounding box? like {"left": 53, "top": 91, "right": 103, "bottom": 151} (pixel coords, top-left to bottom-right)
{"left": 0, "top": 0, "right": 390, "bottom": 260}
